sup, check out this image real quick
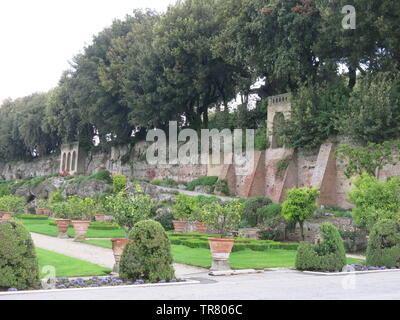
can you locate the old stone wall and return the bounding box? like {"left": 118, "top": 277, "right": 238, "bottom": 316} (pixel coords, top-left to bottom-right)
{"left": 2, "top": 138, "right": 400, "bottom": 208}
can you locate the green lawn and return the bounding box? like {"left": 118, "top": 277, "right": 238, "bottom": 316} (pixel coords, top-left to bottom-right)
{"left": 82, "top": 239, "right": 112, "bottom": 248}
{"left": 36, "top": 248, "right": 111, "bottom": 278}
{"left": 171, "top": 245, "right": 364, "bottom": 269}
{"left": 80, "top": 240, "right": 365, "bottom": 269}
{"left": 19, "top": 219, "right": 126, "bottom": 238}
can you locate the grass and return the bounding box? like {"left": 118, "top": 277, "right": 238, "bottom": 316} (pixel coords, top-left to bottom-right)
{"left": 81, "top": 240, "right": 365, "bottom": 269}
{"left": 171, "top": 246, "right": 365, "bottom": 269}
{"left": 82, "top": 239, "right": 112, "bottom": 249}
{"left": 18, "top": 218, "right": 126, "bottom": 238}
{"left": 36, "top": 248, "right": 111, "bottom": 278}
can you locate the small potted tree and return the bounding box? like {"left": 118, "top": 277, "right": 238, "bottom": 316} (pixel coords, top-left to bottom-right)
{"left": 105, "top": 185, "right": 154, "bottom": 272}
{"left": 68, "top": 196, "right": 96, "bottom": 241}
{"left": 172, "top": 194, "right": 201, "bottom": 233}
{"left": 94, "top": 200, "right": 107, "bottom": 222}
{"left": 200, "top": 200, "right": 243, "bottom": 271}
{"left": 0, "top": 195, "right": 26, "bottom": 220}
{"left": 36, "top": 199, "right": 52, "bottom": 216}
{"left": 50, "top": 201, "right": 71, "bottom": 238}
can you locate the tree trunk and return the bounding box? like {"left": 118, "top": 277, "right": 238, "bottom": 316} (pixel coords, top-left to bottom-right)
{"left": 299, "top": 221, "right": 305, "bottom": 241}
{"left": 348, "top": 66, "right": 357, "bottom": 89}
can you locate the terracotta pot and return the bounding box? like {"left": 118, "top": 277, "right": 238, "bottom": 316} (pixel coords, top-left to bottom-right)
{"left": 42, "top": 209, "right": 52, "bottom": 217}
{"left": 95, "top": 213, "right": 106, "bottom": 222}
{"left": 111, "top": 238, "right": 130, "bottom": 273}
{"left": 1, "top": 213, "right": 12, "bottom": 221}
{"left": 195, "top": 221, "right": 207, "bottom": 234}
{"left": 173, "top": 220, "right": 187, "bottom": 233}
{"left": 0, "top": 210, "right": 10, "bottom": 218}
{"left": 208, "top": 237, "right": 235, "bottom": 271}
{"left": 35, "top": 208, "right": 45, "bottom": 215}
{"left": 55, "top": 219, "right": 71, "bottom": 239}
{"left": 71, "top": 220, "right": 91, "bottom": 241}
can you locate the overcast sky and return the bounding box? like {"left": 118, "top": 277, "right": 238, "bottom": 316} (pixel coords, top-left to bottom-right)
{"left": 0, "top": 0, "right": 176, "bottom": 103}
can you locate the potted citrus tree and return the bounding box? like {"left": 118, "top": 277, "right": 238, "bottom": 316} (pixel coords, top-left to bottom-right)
{"left": 105, "top": 185, "right": 154, "bottom": 272}
{"left": 0, "top": 195, "right": 26, "bottom": 221}
{"left": 50, "top": 201, "right": 71, "bottom": 238}
{"left": 36, "top": 199, "right": 52, "bottom": 216}
{"left": 67, "top": 196, "right": 96, "bottom": 241}
{"left": 172, "top": 193, "right": 201, "bottom": 233}
{"left": 201, "top": 200, "right": 243, "bottom": 271}
{"left": 94, "top": 199, "right": 107, "bottom": 222}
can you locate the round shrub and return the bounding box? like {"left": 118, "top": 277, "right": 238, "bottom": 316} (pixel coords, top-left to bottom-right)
{"left": 295, "top": 223, "right": 347, "bottom": 272}
{"left": 366, "top": 219, "right": 400, "bottom": 267}
{"left": 119, "top": 220, "right": 175, "bottom": 283}
{"left": 0, "top": 221, "right": 40, "bottom": 290}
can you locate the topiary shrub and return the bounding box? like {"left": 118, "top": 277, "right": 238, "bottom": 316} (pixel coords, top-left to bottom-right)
{"left": 119, "top": 220, "right": 175, "bottom": 282}
{"left": 366, "top": 219, "right": 400, "bottom": 267}
{"left": 241, "top": 197, "right": 272, "bottom": 227}
{"left": 0, "top": 221, "right": 40, "bottom": 290}
{"left": 295, "top": 223, "right": 347, "bottom": 272}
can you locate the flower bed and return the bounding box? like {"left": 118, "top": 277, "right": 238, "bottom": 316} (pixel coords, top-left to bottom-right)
{"left": 5, "top": 276, "right": 186, "bottom": 292}
{"left": 349, "top": 264, "right": 400, "bottom": 272}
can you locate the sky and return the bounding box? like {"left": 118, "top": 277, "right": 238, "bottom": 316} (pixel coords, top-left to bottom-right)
{"left": 0, "top": 0, "right": 177, "bottom": 103}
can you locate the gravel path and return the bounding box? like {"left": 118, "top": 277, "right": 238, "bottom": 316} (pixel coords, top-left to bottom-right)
{"left": 31, "top": 233, "right": 207, "bottom": 277}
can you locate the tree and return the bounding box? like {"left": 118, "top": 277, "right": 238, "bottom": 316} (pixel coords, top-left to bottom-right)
{"left": 335, "top": 140, "right": 400, "bottom": 178}
{"left": 104, "top": 186, "right": 154, "bottom": 236}
{"left": 282, "top": 187, "right": 320, "bottom": 240}
{"left": 348, "top": 174, "right": 400, "bottom": 231}
{"left": 278, "top": 78, "right": 350, "bottom": 149}
{"left": 151, "top": 0, "right": 245, "bottom": 130}
{"left": 337, "top": 72, "right": 400, "bottom": 143}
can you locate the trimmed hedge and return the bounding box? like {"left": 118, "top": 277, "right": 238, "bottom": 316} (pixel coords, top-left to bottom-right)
{"left": 169, "top": 236, "right": 299, "bottom": 252}
{"left": 19, "top": 214, "right": 49, "bottom": 221}
{"left": 89, "top": 221, "right": 120, "bottom": 230}
{"left": 0, "top": 221, "right": 40, "bottom": 290}
{"left": 120, "top": 220, "right": 175, "bottom": 282}
{"left": 47, "top": 220, "right": 119, "bottom": 230}
{"left": 295, "top": 223, "right": 347, "bottom": 272}
{"left": 366, "top": 219, "right": 400, "bottom": 267}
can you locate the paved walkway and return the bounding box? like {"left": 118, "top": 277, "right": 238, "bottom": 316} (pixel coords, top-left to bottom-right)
{"left": 3, "top": 269, "right": 400, "bottom": 300}
{"left": 31, "top": 233, "right": 207, "bottom": 277}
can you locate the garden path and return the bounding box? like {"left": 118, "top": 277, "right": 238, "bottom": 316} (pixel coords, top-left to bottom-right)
{"left": 30, "top": 232, "right": 208, "bottom": 277}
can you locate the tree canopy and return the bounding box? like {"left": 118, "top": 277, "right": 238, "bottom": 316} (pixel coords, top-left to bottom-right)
{"left": 1, "top": 0, "right": 399, "bottom": 161}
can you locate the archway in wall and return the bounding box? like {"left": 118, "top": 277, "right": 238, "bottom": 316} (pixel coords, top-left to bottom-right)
{"left": 67, "top": 153, "right": 71, "bottom": 172}
{"left": 71, "top": 151, "right": 77, "bottom": 172}
{"left": 62, "top": 153, "right": 66, "bottom": 171}
{"left": 271, "top": 112, "right": 285, "bottom": 149}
